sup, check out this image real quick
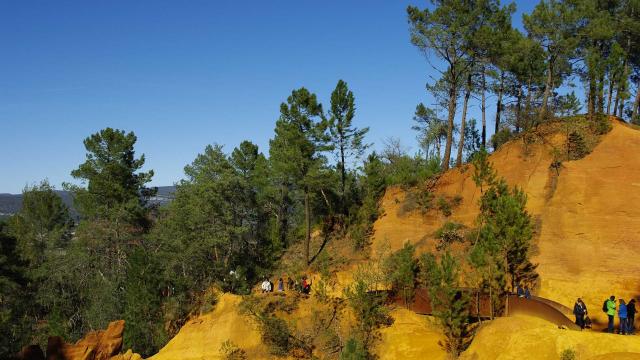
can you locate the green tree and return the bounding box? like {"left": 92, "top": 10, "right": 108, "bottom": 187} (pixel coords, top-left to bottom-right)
{"left": 8, "top": 181, "right": 72, "bottom": 268}
{"left": 421, "top": 252, "right": 472, "bottom": 358}
{"left": 524, "top": 0, "right": 579, "bottom": 120}
{"left": 68, "top": 128, "right": 155, "bottom": 224}
{"left": 412, "top": 103, "right": 447, "bottom": 163}
{"left": 383, "top": 243, "right": 418, "bottom": 307}
{"left": 62, "top": 128, "right": 157, "bottom": 341}
{"left": 470, "top": 150, "right": 538, "bottom": 315}
{"left": 0, "top": 220, "right": 30, "bottom": 357}
{"left": 408, "top": 1, "right": 486, "bottom": 170}
{"left": 269, "top": 88, "right": 329, "bottom": 264}
{"left": 327, "top": 80, "right": 369, "bottom": 214}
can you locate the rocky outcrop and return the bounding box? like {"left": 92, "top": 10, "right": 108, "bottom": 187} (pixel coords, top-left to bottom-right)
{"left": 17, "top": 320, "right": 140, "bottom": 360}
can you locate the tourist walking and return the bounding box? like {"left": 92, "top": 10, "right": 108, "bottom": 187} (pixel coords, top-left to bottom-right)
{"left": 573, "top": 298, "right": 587, "bottom": 330}
{"left": 277, "top": 277, "right": 284, "bottom": 292}
{"left": 619, "top": 299, "right": 628, "bottom": 335}
{"left": 605, "top": 295, "right": 617, "bottom": 333}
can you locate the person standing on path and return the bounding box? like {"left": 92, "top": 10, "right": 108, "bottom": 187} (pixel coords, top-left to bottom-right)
{"left": 573, "top": 298, "right": 587, "bottom": 330}
{"left": 627, "top": 299, "right": 636, "bottom": 334}
{"left": 619, "top": 299, "right": 628, "bottom": 335}
{"left": 606, "top": 296, "right": 617, "bottom": 333}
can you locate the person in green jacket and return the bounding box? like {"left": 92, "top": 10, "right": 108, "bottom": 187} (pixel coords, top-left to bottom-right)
{"left": 607, "top": 295, "right": 617, "bottom": 333}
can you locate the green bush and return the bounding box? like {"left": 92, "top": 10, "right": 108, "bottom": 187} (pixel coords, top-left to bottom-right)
{"left": 591, "top": 114, "right": 612, "bottom": 135}
{"left": 434, "top": 222, "right": 465, "bottom": 251}
{"left": 340, "top": 337, "right": 368, "bottom": 360}
{"left": 560, "top": 348, "right": 577, "bottom": 360}
{"left": 383, "top": 243, "right": 418, "bottom": 307}
{"left": 437, "top": 196, "right": 452, "bottom": 217}
{"left": 491, "top": 128, "right": 513, "bottom": 150}
{"left": 566, "top": 131, "right": 588, "bottom": 160}
{"left": 220, "top": 340, "right": 247, "bottom": 360}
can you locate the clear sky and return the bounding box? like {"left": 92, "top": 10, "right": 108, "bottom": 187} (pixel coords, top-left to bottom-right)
{"left": 0, "top": 1, "right": 537, "bottom": 194}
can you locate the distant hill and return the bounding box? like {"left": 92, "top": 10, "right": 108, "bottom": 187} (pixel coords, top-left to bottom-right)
{"left": 0, "top": 186, "right": 176, "bottom": 220}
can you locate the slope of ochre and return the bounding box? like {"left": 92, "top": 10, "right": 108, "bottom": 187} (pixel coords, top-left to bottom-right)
{"left": 371, "top": 118, "right": 640, "bottom": 328}
{"left": 148, "top": 293, "right": 272, "bottom": 360}
{"left": 461, "top": 315, "right": 640, "bottom": 360}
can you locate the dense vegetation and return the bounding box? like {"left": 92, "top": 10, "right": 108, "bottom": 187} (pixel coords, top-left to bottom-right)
{"left": 1, "top": 0, "right": 639, "bottom": 359}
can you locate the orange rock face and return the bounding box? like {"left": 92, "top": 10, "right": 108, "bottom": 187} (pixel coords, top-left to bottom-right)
{"left": 18, "top": 320, "right": 136, "bottom": 360}
{"left": 46, "top": 320, "right": 125, "bottom": 360}
{"left": 372, "top": 119, "right": 640, "bottom": 328}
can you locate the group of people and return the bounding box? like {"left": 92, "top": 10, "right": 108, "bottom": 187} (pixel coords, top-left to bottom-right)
{"left": 260, "top": 276, "right": 312, "bottom": 295}
{"left": 572, "top": 296, "right": 637, "bottom": 334}
{"left": 602, "top": 296, "right": 637, "bottom": 335}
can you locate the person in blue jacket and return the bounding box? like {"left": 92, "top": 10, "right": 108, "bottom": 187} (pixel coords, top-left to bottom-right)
{"left": 619, "top": 299, "right": 628, "bottom": 335}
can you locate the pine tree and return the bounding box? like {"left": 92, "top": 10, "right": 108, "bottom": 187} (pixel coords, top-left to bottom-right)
{"left": 421, "top": 252, "right": 473, "bottom": 357}
{"left": 269, "top": 88, "right": 329, "bottom": 264}
{"left": 8, "top": 181, "right": 72, "bottom": 268}
{"left": 524, "top": 0, "right": 579, "bottom": 120}
{"left": 408, "top": 1, "right": 485, "bottom": 170}
{"left": 327, "top": 80, "right": 369, "bottom": 214}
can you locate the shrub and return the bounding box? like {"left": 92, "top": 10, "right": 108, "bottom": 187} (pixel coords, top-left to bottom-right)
{"left": 491, "top": 128, "right": 513, "bottom": 150}
{"left": 560, "top": 348, "right": 577, "bottom": 360}
{"left": 399, "top": 189, "right": 434, "bottom": 216}
{"left": 219, "top": 340, "right": 247, "bottom": 360}
{"left": 383, "top": 243, "right": 418, "bottom": 307}
{"left": 343, "top": 279, "right": 390, "bottom": 347}
{"left": 260, "top": 315, "right": 292, "bottom": 356}
{"left": 437, "top": 196, "right": 452, "bottom": 217}
{"left": 434, "top": 222, "right": 465, "bottom": 251}
{"left": 340, "top": 337, "right": 368, "bottom": 360}
{"left": 566, "top": 131, "right": 588, "bottom": 160}
{"left": 591, "top": 114, "right": 612, "bottom": 135}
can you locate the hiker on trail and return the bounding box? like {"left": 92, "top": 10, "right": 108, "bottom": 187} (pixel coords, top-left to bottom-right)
{"left": 516, "top": 284, "right": 525, "bottom": 298}
{"left": 524, "top": 287, "right": 532, "bottom": 299}
{"left": 287, "top": 277, "right": 294, "bottom": 291}
{"left": 261, "top": 279, "right": 271, "bottom": 293}
{"left": 302, "top": 276, "right": 311, "bottom": 295}
{"left": 277, "top": 277, "right": 284, "bottom": 292}
{"left": 628, "top": 299, "right": 636, "bottom": 334}
{"left": 573, "top": 298, "right": 587, "bottom": 330}
{"left": 619, "top": 299, "right": 628, "bottom": 335}
{"left": 605, "top": 295, "right": 617, "bottom": 333}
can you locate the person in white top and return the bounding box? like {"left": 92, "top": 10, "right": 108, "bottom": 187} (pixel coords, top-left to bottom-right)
{"left": 261, "top": 279, "right": 270, "bottom": 293}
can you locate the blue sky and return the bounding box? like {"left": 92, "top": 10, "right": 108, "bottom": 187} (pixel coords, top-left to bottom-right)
{"left": 0, "top": 1, "right": 537, "bottom": 193}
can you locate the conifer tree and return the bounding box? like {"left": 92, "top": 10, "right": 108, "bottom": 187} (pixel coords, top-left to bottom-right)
{"left": 269, "top": 88, "right": 329, "bottom": 264}
{"left": 327, "top": 80, "right": 369, "bottom": 214}
{"left": 524, "top": 0, "right": 579, "bottom": 120}
{"left": 421, "top": 252, "right": 472, "bottom": 357}
{"left": 408, "top": 1, "right": 486, "bottom": 170}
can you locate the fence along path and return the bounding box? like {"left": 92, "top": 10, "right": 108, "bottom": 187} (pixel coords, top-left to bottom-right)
{"left": 388, "top": 289, "right": 580, "bottom": 330}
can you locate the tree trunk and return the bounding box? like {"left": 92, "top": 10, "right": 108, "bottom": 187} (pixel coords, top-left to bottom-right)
{"left": 617, "top": 37, "right": 632, "bottom": 118}
{"left": 632, "top": 83, "right": 640, "bottom": 121}
{"left": 494, "top": 70, "right": 505, "bottom": 135}
{"left": 614, "top": 85, "right": 621, "bottom": 118}
{"left": 515, "top": 84, "right": 523, "bottom": 133}
{"left": 525, "top": 74, "right": 533, "bottom": 130}
{"left": 540, "top": 59, "right": 553, "bottom": 120}
{"left": 606, "top": 76, "right": 615, "bottom": 115}
{"left": 304, "top": 189, "right": 311, "bottom": 264}
{"left": 597, "top": 73, "right": 605, "bottom": 114}
{"left": 588, "top": 69, "right": 596, "bottom": 119}
{"left": 456, "top": 72, "right": 472, "bottom": 167}
{"left": 340, "top": 142, "right": 346, "bottom": 215}
{"left": 481, "top": 66, "right": 487, "bottom": 148}
{"left": 442, "top": 73, "right": 458, "bottom": 171}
